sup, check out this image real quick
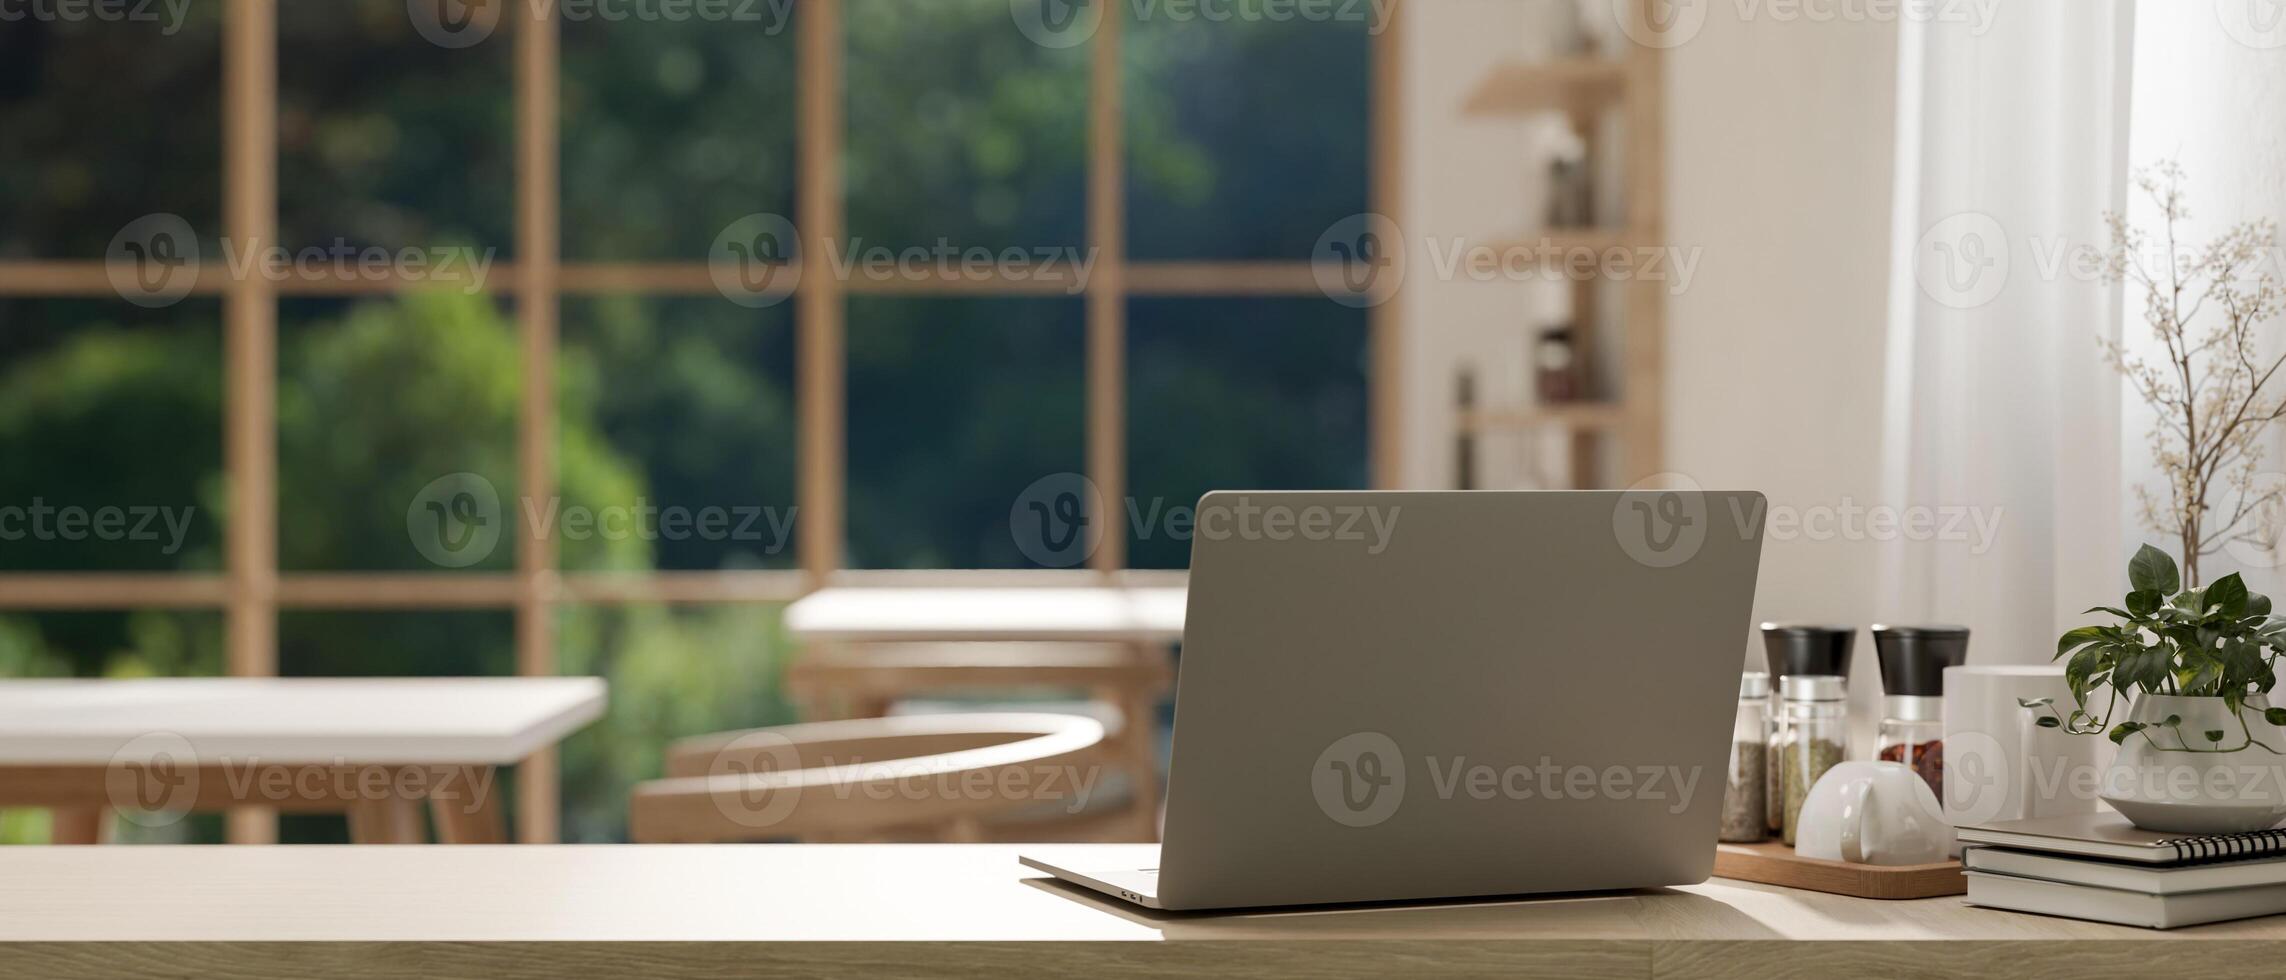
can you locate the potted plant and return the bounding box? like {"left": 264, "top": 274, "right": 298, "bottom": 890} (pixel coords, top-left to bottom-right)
{"left": 2032, "top": 545, "right": 2286, "bottom": 832}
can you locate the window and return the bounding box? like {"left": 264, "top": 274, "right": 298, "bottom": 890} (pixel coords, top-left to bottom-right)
{"left": 0, "top": 0, "right": 1395, "bottom": 843}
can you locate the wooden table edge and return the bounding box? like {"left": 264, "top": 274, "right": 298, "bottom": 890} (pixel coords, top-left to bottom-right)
{"left": 10, "top": 937, "right": 2286, "bottom": 980}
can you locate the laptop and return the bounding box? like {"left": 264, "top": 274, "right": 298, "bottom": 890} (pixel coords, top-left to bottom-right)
{"left": 1022, "top": 488, "right": 1767, "bottom": 910}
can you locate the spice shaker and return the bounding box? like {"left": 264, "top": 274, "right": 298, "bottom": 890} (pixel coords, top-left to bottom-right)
{"left": 1872, "top": 624, "right": 1970, "bottom": 803}
{"left": 1759, "top": 624, "right": 1855, "bottom": 833}
{"left": 1761, "top": 623, "right": 1857, "bottom": 679}
{"left": 1779, "top": 673, "right": 1848, "bottom": 846}
{"left": 1721, "top": 672, "right": 1772, "bottom": 842}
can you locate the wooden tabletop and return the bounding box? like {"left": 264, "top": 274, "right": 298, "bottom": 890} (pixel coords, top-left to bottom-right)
{"left": 0, "top": 677, "right": 607, "bottom": 765}
{"left": 785, "top": 587, "right": 1187, "bottom": 643}
{"left": 5, "top": 843, "right": 2284, "bottom": 978}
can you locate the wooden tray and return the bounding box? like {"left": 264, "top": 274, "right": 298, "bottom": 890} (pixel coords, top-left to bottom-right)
{"left": 1713, "top": 840, "right": 1965, "bottom": 900}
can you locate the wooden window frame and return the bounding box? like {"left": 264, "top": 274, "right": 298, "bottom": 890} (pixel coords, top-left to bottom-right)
{"left": 0, "top": 0, "right": 1403, "bottom": 843}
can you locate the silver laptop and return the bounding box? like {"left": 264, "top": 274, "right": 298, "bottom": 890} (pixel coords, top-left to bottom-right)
{"left": 1023, "top": 489, "right": 1767, "bottom": 910}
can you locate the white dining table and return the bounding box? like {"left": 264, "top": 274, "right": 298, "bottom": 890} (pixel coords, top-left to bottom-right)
{"left": 784, "top": 586, "right": 1187, "bottom": 643}
{"left": 0, "top": 676, "right": 606, "bottom": 844}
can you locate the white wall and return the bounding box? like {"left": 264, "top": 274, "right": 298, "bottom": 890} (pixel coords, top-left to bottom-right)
{"left": 1664, "top": 6, "right": 1900, "bottom": 683}
{"left": 1399, "top": 2, "right": 1903, "bottom": 694}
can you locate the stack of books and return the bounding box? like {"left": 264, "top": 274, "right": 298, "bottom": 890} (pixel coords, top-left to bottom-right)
{"left": 1959, "top": 814, "right": 2286, "bottom": 928}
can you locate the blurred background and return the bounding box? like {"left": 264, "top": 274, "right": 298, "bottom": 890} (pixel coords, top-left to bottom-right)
{"left": 0, "top": 0, "right": 1383, "bottom": 843}
{"left": 6, "top": 0, "right": 2281, "bottom": 844}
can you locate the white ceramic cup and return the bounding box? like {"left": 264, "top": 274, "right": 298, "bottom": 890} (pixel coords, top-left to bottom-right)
{"left": 1943, "top": 665, "right": 2105, "bottom": 831}
{"left": 1793, "top": 761, "right": 1954, "bottom": 865}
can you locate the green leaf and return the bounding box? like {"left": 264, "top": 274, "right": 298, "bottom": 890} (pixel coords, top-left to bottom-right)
{"left": 2164, "top": 714, "right": 2183, "bottom": 726}
{"left": 2128, "top": 589, "right": 2164, "bottom": 617}
{"left": 2129, "top": 543, "right": 2180, "bottom": 595}
{"left": 2110, "top": 722, "right": 2148, "bottom": 744}
{"left": 2265, "top": 707, "right": 2286, "bottom": 726}
{"left": 2037, "top": 716, "right": 2061, "bottom": 728}
{"left": 2056, "top": 625, "right": 2107, "bottom": 660}
{"left": 2252, "top": 593, "right": 2274, "bottom": 619}
{"left": 2017, "top": 697, "right": 2053, "bottom": 708}
{"left": 2066, "top": 646, "right": 2109, "bottom": 703}
{"left": 2085, "top": 605, "right": 2134, "bottom": 619}
{"left": 2122, "top": 648, "right": 2166, "bottom": 691}
{"left": 2207, "top": 729, "right": 2227, "bottom": 742}
{"left": 2210, "top": 573, "right": 2251, "bottom": 620}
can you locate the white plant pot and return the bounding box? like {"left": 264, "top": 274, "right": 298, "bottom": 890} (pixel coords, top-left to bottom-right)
{"left": 2100, "top": 694, "right": 2286, "bottom": 834}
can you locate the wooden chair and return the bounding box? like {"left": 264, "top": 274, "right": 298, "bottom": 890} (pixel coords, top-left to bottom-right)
{"left": 785, "top": 641, "right": 1171, "bottom": 841}
{"left": 629, "top": 713, "right": 1109, "bottom": 843}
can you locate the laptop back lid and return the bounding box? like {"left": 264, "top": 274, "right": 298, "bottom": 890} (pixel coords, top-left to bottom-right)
{"left": 1157, "top": 489, "right": 1766, "bottom": 910}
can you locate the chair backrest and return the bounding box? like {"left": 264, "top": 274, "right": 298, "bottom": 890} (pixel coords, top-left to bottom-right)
{"left": 630, "top": 713, "right": 1107, "bottom": 843}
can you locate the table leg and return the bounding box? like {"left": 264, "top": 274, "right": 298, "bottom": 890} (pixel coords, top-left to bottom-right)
{"left": 428, "top": 765, "right": 508, "bottom": 844}
{"left": 48, "top": 806, "right": 112, "bottom": 845}
{"left": 346, "top": 767, "right": 427, "bottom": 844}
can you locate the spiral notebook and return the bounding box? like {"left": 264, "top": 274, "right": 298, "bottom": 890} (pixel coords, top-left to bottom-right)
{"left": 1958, "top": 814, "right": 2286, "bottom": 864}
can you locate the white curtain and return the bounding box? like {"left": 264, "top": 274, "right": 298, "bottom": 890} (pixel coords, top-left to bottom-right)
{"left": 1881, "top": 1, "right": 2136, "bottom": 663}
{"left": 2118, "top": 5, "right": 2286, "bottom": 592}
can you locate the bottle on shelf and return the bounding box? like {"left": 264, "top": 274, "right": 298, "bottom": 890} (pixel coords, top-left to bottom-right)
{"left": 1454, "top": 367, "right": 1478, "bottom": 490}
{"left": 1533, "top": 325, "right": 1582, "bottom": 404}
{"left": 1544, "top": 119, "right": 1594, "bottom": 229}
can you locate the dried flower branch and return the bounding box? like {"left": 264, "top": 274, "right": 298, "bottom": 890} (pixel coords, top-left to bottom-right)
{"left": 2103, "top": 161, "right": 2286, "bottom": 588}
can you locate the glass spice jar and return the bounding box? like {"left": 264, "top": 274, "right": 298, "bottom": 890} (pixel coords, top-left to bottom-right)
{"left": 1876, "top": 697, "right": 1945, "bottom": 800}
{"left": 1780, "top": 674, "right": 1848, "bottom": 846}
{"left": 1722, "top": 672, "right": 1771, "bottom": 842}
{"left": 1760, "top": 623, "right": 1856, "bottom": 835}
{"left": 1871, "top": 624, "right": 1970, "bottom": 804}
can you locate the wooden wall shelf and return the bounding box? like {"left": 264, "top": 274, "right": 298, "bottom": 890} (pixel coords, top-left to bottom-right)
{"left": 1450, "top": 4, "right": 1664, "bottom": 492}
{"left": 1457, "top": 404, "right": 1623, "bottom": 433}
{"left": 1462, "top": 57, "right": 1628, "bottom": 116}
{"left": 1473, "top": 228, "right": 1646, "bottom": 266}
